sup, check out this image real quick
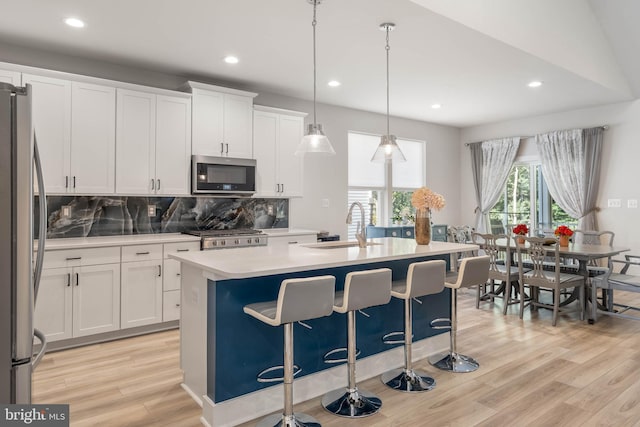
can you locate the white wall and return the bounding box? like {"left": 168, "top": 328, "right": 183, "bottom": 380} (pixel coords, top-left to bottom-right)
{"left": 460, "top": 99, "right": 640, "bottom": 255}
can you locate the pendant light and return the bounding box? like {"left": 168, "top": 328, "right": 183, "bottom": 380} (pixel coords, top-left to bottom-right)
{"left": 371, "top": 23, "right": 406, "bottom": 163}
{"left": 295, "top": 0, "right": 336, "bottom": 156}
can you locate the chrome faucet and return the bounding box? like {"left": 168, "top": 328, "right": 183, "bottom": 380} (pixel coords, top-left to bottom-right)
{"left": 347, "top": 202, "right": 367, "bottom": 248}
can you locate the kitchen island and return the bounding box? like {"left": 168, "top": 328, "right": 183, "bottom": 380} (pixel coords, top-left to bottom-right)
{"left": 171, "top": 237, "right": 477, "bottom": 427}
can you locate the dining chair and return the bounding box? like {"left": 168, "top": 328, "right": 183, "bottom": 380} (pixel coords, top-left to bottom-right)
{"left": 515, "top": 237, "right": 585, "bottom": 326}
{"left": 471, "top": 232, "right": 527, "bottom": 315}
{"left": 448, "top": 225, "right": 476, "bottom": 271}
{"left": 572, "top": 230, "right": 616, "bottom": 308}
{"left": 590, "top": 254, "right": 640, "bottom": 322}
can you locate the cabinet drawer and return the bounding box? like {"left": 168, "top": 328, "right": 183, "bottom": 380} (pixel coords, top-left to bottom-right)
{"left": 402, "top": 227, "right": 415, "bottom": 239}
{"left": 385, "top": 227, "right": 403, "bottom": 238}
{"left": 164, "top": 241, "right": 200, "bottom": 258}
{"left": 43, "top": 247, "right": 120, "bottom": 269}
{"left": 163, "top": 290, "right": 181, "bottom": 322}
{"left": 432, "top": 225, "right": 448, "bottom": 242}
{"left": 122, "top": 244, "right": 163, "bottom": 262}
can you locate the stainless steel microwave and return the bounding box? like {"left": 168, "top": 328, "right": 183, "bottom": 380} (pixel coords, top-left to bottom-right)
{"left": 191, "top": 155, "right": 256, "bottom": 195}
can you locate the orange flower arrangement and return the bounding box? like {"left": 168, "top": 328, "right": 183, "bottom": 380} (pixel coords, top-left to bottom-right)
{"left": 554, "top": 225, "right": 573, "bottom": 237}
{"left": 411, "top": 187, "right": 446, "bottom": 211}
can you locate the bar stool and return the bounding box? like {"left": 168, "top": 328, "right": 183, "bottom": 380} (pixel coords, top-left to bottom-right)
{"left": 321, "top": 268, "right": 392, "bottom": 418}
{"left": 381, "top": 259, "right": 446, "bottom": 392}
{"left": 429, "top": 256, "right": 490, "bottom": 373}
{"left": 244, "top": 275, "right": 336, "bottom": 427}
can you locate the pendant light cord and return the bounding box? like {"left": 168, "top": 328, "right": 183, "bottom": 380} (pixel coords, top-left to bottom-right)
{"left": 312, "top": 1, "right": 318, "bottom": 126}
{"left": 385, "top": 26, "right": 390, "bottom": 136}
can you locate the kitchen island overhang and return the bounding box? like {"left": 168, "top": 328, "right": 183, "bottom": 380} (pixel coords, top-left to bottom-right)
{"left": 172, "top": 238, "right": 478, "bottom": 427}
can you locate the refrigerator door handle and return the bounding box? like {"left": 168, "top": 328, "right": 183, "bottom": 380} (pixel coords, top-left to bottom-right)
{"left": 33, "top": 133, "right": 47, "bottom": 302}
{"left": 31, "top": 328, "right": 47, "bottom": 370}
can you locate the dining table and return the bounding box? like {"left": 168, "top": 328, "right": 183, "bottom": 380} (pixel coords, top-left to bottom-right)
{"left": 495, "top": 238, "right": 630, "bottom": 318}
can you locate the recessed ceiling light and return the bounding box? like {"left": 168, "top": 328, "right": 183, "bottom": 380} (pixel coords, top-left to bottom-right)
{"left": 328, "top": 80, "right": 341, "bottom": 87}
{"left": 224, "top": 56, "right": 239, "bottom": 64}
{"left": 64, "top": 18, "right": 85, "bottom": 28}
{"left": 431, "top": 103, "right": 441, "bottom": 109}
{"left": 528, "top": 80, "right": 543, "bottom": 88}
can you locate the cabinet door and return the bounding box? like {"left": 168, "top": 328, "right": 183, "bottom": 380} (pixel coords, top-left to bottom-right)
{"left": 0, "top": 69, "right": 20, "bottom": 85}
{"left": 34, "top": 268, "right": 73, "bottom": 342}
{"left": 163, "top": 258, "right": 182, "bottom": 291}
{"left": 22, "top": 74, "right": 72, "bottom": 193}
{"left": 116, "top": 89, "right": 156, "bottom": 194}
{"left": 191, "top": 89, "right": 224, "bottom": 156}
{"left": 121, "top": 260, "right": 163, "bottom": 328}
{"left": 277, "top": 114, "right": 304, "bottom": 197}
{"left": 163, "top": 290, "right": 181, "bottom": 322}
{"left": 224, "top": 94, "right": 253, "bottom": 158}
{"left": 73, "top": 263, "right": 121, "bottom": 337}
{"left": 155, "top": 95, "right": 191, "bottom": 195}
{"left": 253, "top": 110, "right": 278, "bottom": 197}
{"left": 71, "top": 82, "right": 116, "bottom": 194}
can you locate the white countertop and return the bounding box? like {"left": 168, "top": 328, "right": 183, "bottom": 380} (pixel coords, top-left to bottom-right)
{"left": 38, "top": 233, "right": 201, "bottom": 250}
{"left": 170, "top": 237, "right": 478, "bottom": 279}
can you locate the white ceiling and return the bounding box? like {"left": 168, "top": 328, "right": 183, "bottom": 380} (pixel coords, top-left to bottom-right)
{"left": 0, "top": 0, "right": 638, "bottom": 127}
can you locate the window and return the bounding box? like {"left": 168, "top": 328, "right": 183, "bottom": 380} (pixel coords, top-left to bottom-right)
{"left": 490, "top": 162, "right": 577, "bottom": 234}
{"left": 347, "top": 132, "right": 425, "bottom": 240}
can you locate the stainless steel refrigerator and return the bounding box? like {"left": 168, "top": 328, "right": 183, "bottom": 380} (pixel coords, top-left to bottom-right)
{"left": 0, "top": 82, "right": 47, "bottom": 404}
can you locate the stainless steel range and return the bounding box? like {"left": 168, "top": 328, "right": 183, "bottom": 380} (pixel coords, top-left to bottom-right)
{"left": 183, "top": 229, "right": 268, "bottom": 250}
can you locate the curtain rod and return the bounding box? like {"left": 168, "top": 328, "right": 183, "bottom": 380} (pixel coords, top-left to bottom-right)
{"left": 464, "top": 125, "right": 608, "bottom": 146}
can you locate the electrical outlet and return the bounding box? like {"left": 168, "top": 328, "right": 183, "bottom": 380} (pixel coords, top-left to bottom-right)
{"left": 61, "top": 205, "right": 71, "bottom": 218}
{"left": 267, "top": 205, "right": 274, "bottom": 215}
{"left": 148, "top": 205, "right": 156, "bottom": 216}
{"left": 628, "top": 199, "right": 638, "bottom": 208}
{"left": 607, "top": 199, "right": 621, "bottom": 208}
{"left": 322, "top": 198, "right": 330, "bottom": 208}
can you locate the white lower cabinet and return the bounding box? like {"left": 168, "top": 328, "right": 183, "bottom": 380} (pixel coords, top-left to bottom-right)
{"left": 121, "top": 259, "right": 163, "bottom": 329}
{"left": 163, "top": 290, "right": 181, "bottom": 322}
{"left": 35, "top": 247, "right": 121, "bottom": 343}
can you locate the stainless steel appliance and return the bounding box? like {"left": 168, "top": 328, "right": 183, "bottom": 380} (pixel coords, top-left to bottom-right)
{"left": 183, "top": 229, "right": 268, "bottom": 250}
{"left": 192, "top": 155, "right": 257, "bottom": 195}
{"left": 0, "top": 83, "right": 47, "bottom": 404}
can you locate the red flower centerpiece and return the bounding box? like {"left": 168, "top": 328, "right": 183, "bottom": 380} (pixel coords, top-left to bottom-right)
{"left": 512, "top": 224, "right": 529, "bottom": 244}
{"left": 554, "top": 225, "right": 573, "bottom": 247}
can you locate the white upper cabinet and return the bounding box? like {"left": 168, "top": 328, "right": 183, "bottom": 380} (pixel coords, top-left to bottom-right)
{"left": 0, "top": 69, "right": 21, "bottom": 85}
{"left": 188, "top": 81, "right": 257, "bottom": 159}
{"left": 253, "top": 106, "right": 306, "bottom": 197}
{"left": 23, "top": 74, "right": 116, "bottom": 194}
{"left": 116, "top": 89, "right": 191, "bottom": 195}
{"left": 22, "top": 74, "right": 72, "bottom": 194}
{"left": 71, "top": 82, "right": 116, "bottom": 194}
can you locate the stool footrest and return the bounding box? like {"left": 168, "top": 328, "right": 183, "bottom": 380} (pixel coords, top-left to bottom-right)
{"left": 430, "top": 317, "right": 451, "bottom": 330}
{"left": 256, "top": 365, "right": 302, "bottom": 383}
{"left": 382, "top": 331, "right": 411, "bottom": 345}
{"left": 323, "top": 347, "right": 361, "bottom": 364}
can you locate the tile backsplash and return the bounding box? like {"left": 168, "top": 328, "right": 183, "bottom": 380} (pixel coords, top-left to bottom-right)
{"left": 36, "top": 196, "right": 288, "bottom": 239}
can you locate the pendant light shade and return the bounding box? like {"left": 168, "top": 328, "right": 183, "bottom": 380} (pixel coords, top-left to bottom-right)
{"left": 371, "top": 23, "right": 406, "bottom": 163}
{"left": 295, "top": 0, "right": 336, "bottom": 157}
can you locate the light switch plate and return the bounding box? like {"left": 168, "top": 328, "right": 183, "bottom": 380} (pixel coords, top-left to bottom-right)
{"left": 148, "top": 205, "right": 156, "bottom": 216}
{"left": 267, "top": 205, "right": 274, "bottom": 215}
{"left": 61, "top": 205, "right": 71, "bottom": 218}
{"left": 629, "top": 199, "right": 638, "bottom": 208}
{"left": 608, "top": 199, "right": 621, "bottom": 208}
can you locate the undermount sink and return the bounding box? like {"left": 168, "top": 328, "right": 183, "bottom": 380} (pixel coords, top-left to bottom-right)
{"left": 303, "top": 241, "right": 383, "bottom": 249}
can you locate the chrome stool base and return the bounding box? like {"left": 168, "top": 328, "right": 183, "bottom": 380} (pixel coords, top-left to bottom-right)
{"left": 428, "top": 352, "right": 479, "bottom": 373}
{"left": 380, "top": 368, "right": 436, "bottom": 392}
{"left": 257, "top": 412, "right": 321, "bottom": 427}
{"left": 321, "top": 387, "right": 382, "bottom": 418}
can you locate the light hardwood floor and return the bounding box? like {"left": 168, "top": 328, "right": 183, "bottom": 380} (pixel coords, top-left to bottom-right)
{"left": 33, "top": 289, "right": 640, "bottom": 427}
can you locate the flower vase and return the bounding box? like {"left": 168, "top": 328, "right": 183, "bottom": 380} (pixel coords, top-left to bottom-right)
{"left": 559, "top": 235, "right": 570, "bottom": 247}
{"left": 517, "top": 236, "right": 525, "bottom": 244}
{"left": 414, "top": 208, "right": 431, "bottom": 245}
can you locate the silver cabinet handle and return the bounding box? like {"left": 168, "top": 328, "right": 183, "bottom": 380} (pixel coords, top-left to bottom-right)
{"left": 65, "top": 176, "right": 69, "bottom": 188}
{"left": 288, "top": 241, "right": 298, "bottom": 244}
{"left": 225, "top": 143, "right": 229, "bottom": 154}
{"left": 158, "top": 265, "right": 162, "bottom": 277}
{"left": 65, "top": 256, "right": 82, "bottom": 261}
{"left": 220, "top": 142, "right": 224, "bottom": 154}
{"left": 176, "top": 249, "right": 189, "bottom": 252}
{"left": 75, "top": 272, "right": 79, "bottom": 286}
{"left": 175, "top": 303, "right": 180, "bottom": 307}
{"left": 151, "top": 179, "right": 155, "bottom": 190}
{"left": 156, "top": 179, "right": 160, "bottom": 191}
{"left": 281, "top": 183, "right": 284, "bottom": 193}
{"left": 136, "top": 251, "right": 150, "bottom": 255}
{"left": 73, "top": 176, "right": 76, "bottom": 188}
{"left": 67, "top": 273, "right": 71, "bottom": 287}
{"left": 176, "top": 273, "right": 181, "bottom": 276}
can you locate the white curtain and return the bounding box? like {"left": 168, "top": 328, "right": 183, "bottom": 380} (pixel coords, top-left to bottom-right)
{"left": 536, "top": 128, "right": 603, "bottom": 231}
{"left": 470, "top": 137, "right": 520, "bottom": 233}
